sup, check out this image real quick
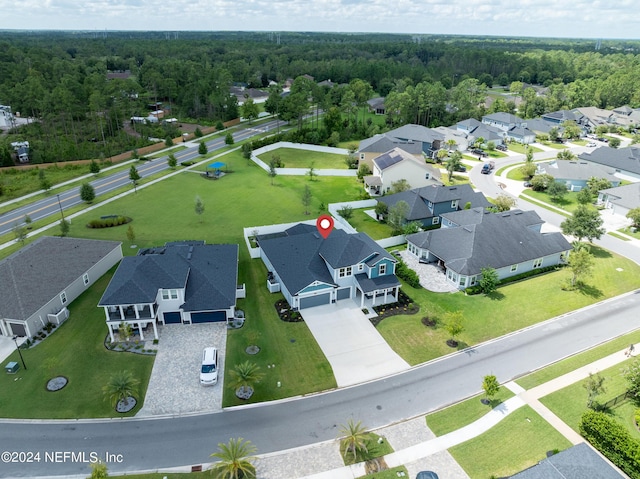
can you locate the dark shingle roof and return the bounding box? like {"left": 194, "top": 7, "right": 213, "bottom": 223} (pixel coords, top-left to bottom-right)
{"left": 599, "top": 182, "right": 640, "bottom": 209}
{"left": 386, "top": 124, "right": 444, "bottom": 144}
{"left": 259, "top": 225, "right": 395, "bottom": 295}
{"left": 407, "top": 210, "right": 570, "bottom": 276}
{"left": 579, "top": 146, "right": 640, "bottom": 175}
{"left": 1, "top": 237, "right": 121, "bottom": 321}
{"left": 483, "top": 112, "right": 524, "bottom": 124}
{"left": 539, "top": 161, "right": 618, "bottom": 183}
{"left": 509, "top": 443, "right": 624, "bottom": 479}
{"left": 99, "top": 243, "right": 238, "bottom": 312}
{"left": 358, "top": 134, "right": 423, "bottom": 156}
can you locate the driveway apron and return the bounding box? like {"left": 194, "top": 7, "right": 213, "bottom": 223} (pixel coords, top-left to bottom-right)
{"left": 301, "top": 302, "right": 410, "bottom": 387}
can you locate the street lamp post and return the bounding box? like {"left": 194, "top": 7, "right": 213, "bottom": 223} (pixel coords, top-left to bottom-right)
{"left": 12, "top": 336, "right": 27, "bottom": 370}
{"left": 56, "top": 194, "right": 65, "bottom": 222}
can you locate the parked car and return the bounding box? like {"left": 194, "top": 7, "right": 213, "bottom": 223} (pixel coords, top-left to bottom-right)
{"left": 597, "top": 137, "right": 609, "bottom": 143}
{"left": 481, "top": 161, "right": 495, "bottom": 174}
{"left": 471, "top": 148, "right": 488, "bottom": 157}
{"left": 523, "top": 181, "right": 532, "bottom": 187}
{"left": 587, "top": 142, "right": 597, "bottom": 147}
{"left": 495, "top": 144, "right": 508, "bottom": 151}
{"left": 200, "top": 347, "right": 219, "bottom": 386}
{"left": 455, "top": 165, "right": 467, "bottom": 172}
{"left": 416, "top": 472, "right": 439, "bottom": 479}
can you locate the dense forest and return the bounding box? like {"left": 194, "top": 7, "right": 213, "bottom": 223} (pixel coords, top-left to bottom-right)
{"left": 1, "top": 31, "right": 640, "bottom": 165}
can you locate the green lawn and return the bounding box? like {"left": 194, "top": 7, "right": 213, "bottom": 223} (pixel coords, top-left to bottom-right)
{"left": 619, "top": 226, "right": 640, "bottom": 240}
{"left": 426, "top": 388, "right": 515, "bottom": 436}
{"left": 257, "top": 147, "right": 348, "bottom": 169}
{"left": 377, "top": 246, "right": 640, "bottom": 365}
{"left": 0, "top": 267, "right": 154, "bottom": 418}
{"left": 340, "top": 433, "right": 394, "bottom": 466}
{"left": 348, "top": 208, "right": 393, "bottom": 240}
{"left": 540, "top": 358, "right": 640, "bottom": 439}
{"left": 357, "top": 466, "right": 409, "bottom": 479}
{"left": 508, "top": 143, "right": 542, "bottom": 154}
{"left": 449, "top": 406, "right": 572, "bottom": 479}
{"left": 516, "top": 330, "right": 640, "bottom": 390}
{"left": 539, "top": 141, "right": 568, "bottom": 150}
{"left": 520, "top": 188, "right": 581, "bottom": 213}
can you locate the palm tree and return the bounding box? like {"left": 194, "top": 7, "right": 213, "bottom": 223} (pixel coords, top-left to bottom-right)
{"left": 445, "top": 151, "right": 463, "bottom": 182}
{"left": 210, "top": 437, "right": 257, "bottom": 479}
{"left": 230, "top": 361, "right": 264, "bottom": 400}
{"left": 102, "top": 370, "right": 139, "bottom": 408}
{"left": 445, "top": 139, "right": 458, "bottom": 152}
{"left": 339, "top": 419, "right": 369, "bottom": 461}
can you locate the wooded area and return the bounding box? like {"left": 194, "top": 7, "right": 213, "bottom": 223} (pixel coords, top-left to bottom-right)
{"left": 1, "top": 31, "right": 639, "bottom": 165}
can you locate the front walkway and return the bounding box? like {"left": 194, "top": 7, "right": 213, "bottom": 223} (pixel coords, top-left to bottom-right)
{"left": 399, "top": 250, "right": 458, "bottom": 293}
{"left": 300, "top": 302, "right": 410, "bottom": 387}
{"left": 136, "top": 323, "right": 227, "bottom": 416}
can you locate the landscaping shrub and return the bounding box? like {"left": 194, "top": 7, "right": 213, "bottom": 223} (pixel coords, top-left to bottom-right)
{"left": 87, "top": 216, "right": 131, "bottom": 229}
{"left": 579, "top": 410, "right": 640, "bottom": 479}
{"left": 500, "top": 265, "right": 561, "bottom": 285}
{"left": 250, "top": 133, "right": 285, "bottom": 150}
{"left": 396, "top": 259, "right": 420, "bottom": 288}
{"left": 181, "top": 160, "right": 196, "bottom": 166}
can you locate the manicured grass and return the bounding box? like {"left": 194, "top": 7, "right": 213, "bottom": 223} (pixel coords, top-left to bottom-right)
{"left": 340, "top": 433, "right": 394, "bottom": 466}
{"left": 377, "top": 246, "right": 640, "bottom": 365}
{"left": 572, "top": 139, "right": 588, "bottom": 146}
{"left": 348, "top": 208, "right": 393, "bottom": 240}
{"left": 449, "top": 406, "right": 572, "bottom": 479}
{"left": 357, "top": 466, "right": 409, "bottom": 479}
{"left": 516, "top": 329, "right": 640, "bottom": 390}
{"left": 222, "top": 250, "right": 336, "bottom": 407}
{"left": 540, "top": 357, "right": 640, "bottom": 438}
{"left": 257, "top": 147, "right": 348, "bottom": 169}
{"left": 0, "top": 268, "right": 154, "bottom": 418}
{"left": 486, "top": 149, "right": 507, "bottom": 158}
{"left": 609, "top": 231, "right": 631, "bottom": 241}
{"left": 539, "top": 141, "right": 567, "bottom": 150}
{"left": 619, "top": 226, "right": 640, "bottom": 240}
{"left": 426, "top": 388, "right": 515, "bottom": 436}
{"left": 441, "top": 173, "right": 470, "bottom": 186}
{"left": 520, "top": 188, "right": 581, "bottom": 213}
{"left": 103, "top": 473, "right": 211, "bottom": 479}
{"left": 508, "top": 143, "right": 542, "bottom": 154}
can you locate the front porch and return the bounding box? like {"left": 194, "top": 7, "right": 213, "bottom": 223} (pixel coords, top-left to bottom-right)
{"left": 354, "top": 273, "right": 400, "bottom": 308}
{"left": 105, "top": 303, "right": 158, "bottom": 321}
{"left": 106, "top": 318, "right": 159, "bottom": 342}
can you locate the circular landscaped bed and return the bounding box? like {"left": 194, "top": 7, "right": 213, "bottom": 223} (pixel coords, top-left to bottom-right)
{"left": 46, "top": 376, "right": 68, "bottom": 392}
{"left": 115, "top": 396, "right": 137, "bottom": 413}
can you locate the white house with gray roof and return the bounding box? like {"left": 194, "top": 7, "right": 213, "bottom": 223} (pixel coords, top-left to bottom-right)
{"left": 578, "top": 146, "right": 640, "bottom": 181}
{"left": 258, "top": 224, "right": 400, "bottom": 309}
{"left": 358, "top": 133, "right": 423, "bottom": 170}
{"left": 598, "top": 182, "right": 640, "bottom": 220}
{"left": 406, "top": 209, "right": 571, "bottom": 290}
{"left": 0, "top": 237, "right": 122, "bottom": 338}
{"left": 482, "top": 112, "right": 527, "bottom": 132}
{"left": 363, "top": 147, "right": 442, "bottom": 196}
{"left": 98, "top": 241, "right": 240, "bottom": 342}
{"left": 537, "top": 160, "right": 620, "bottom": 192}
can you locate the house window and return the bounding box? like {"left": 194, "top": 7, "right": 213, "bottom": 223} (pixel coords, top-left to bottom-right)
{"left": 379, "top": 264, "right": 386, "bottom": 275}
{"left": 357, "top": 264, "right": 364, "bottom": 272}
{"left": 533, "top": 258, "right": 543, "bottom": 269}
{"left": 432, "top": 217, "right": 440, "bottom": 225}
{"left": 162, "top": 289, "right": 178, "bottom": 300}
{"left": 60, "top": 291, "right": 67, "bottom": 304}
{"left": 83, "top": 273, "right": 90, "bottom": 285}
{"left": 459, "top": 276, "right": 466, "bottom": 286}
{"left": 510, "top": 264, "right": 518, "bottom": 272}
{"left": 425, "top": 173, "right": 430, "bottom": 179}
{"left": 451, "top": 200, "right": 459, "bottom": 209}
{"left": 338, "top": 266, "right": 352, "bottom": 278}
{"left": 470, "top": 275, "right": 478, "bottom": 286}
{"left": 360, "top": 153, "right": 364, "bottom": 160}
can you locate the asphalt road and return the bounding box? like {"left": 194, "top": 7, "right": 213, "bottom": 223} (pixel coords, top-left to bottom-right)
{"left": 0, "top": 120, "right": 282, "bottom": 237}
{"left": 1, "top": 289, "right": 638, "bottom": 477}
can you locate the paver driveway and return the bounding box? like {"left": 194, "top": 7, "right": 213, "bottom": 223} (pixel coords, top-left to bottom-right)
{"left": 300, "top": 302, "right": 410, "bottom": 387}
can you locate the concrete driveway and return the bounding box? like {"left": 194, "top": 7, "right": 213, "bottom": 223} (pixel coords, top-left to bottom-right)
{"left": 301, "top": 302, "right": 410, "bottom": 387}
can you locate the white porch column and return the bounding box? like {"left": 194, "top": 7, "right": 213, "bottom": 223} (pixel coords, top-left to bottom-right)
{"left": 372, "top": 290, "right": 377, "bottom": 306}
{"left": 118, "top": 305, "right": 124, "bottom": 320}
{"left": 394, "top": 286, "right": 399, "bottom": 301}
{"left": 152, "top": 320, "right": 158, "bottom": 340}
{"left": 134, "top": 306, "right": 140, "bottom": 319}
{"left": 360, "top": 289, "right": 365, "bottom": 308}
{"left": 108, "top": 324, "right": 115, "bottom": 343}
{"left": 383, "top": 289, "right": 388, "bottom": 303}
{"left": 138, "top": 323, "right": 144, "bottom": 341}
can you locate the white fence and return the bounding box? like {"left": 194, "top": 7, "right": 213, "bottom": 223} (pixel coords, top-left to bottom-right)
{"left": 251, "top": 141, "right": 355, "bottom": 177}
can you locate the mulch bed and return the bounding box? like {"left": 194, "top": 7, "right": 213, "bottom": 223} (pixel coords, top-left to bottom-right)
{"left": 116, "top": 396, "right": 137, "bottom": 413}
{"left": 274, "top": 299, "right": 303, "bottom": 322}
{"left": 369, "top": 291, "right": 419, "bottom": 327}
{"left": 421, "top": 316, "right": 438, "bottom": 328}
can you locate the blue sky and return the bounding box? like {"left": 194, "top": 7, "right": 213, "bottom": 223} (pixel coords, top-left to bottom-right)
{"left": 0, "top": 0, "right": 638, "bottom": 39}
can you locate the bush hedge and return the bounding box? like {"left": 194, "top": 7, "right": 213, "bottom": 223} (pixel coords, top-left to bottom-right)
{"left": 579, "top": 410, "right": 640, "bottom": 478}
{"left": 87, "top": 216, "right": 131, "bottom": 228}
{"left": 465, "top": 265, "right": 562, "bottom": 295}
{"left": 396, "top": 258, "right": 420, "bottom": 288}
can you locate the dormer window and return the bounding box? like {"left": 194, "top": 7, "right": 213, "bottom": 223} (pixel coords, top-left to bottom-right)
{"left": 162, "top": 289, "right": 178, "bottom": 300}
{"left": 338, "top": 266, "right": 352, "bottom": 278}
{"left": 379, "top": 264, "right": 386, "bottom": 275}
{"left": 451, "top": 200, "right": 459, "bottom": 209}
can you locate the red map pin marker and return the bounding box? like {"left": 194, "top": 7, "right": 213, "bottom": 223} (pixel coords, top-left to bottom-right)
{"left": 316, "top": 215, "right": 334, "bottom": 239}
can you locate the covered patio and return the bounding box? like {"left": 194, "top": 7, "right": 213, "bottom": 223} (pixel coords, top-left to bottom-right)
{"left": 354, "top": 273, "right": 400, "bottom": 308}
{"left": 204, "top": 161, "right": 227, "bottom": 179}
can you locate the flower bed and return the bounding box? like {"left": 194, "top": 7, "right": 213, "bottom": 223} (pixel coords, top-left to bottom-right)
{"left": 369, "top": 290, "right": 418, "bottom": 326}
{"left": 274, "top": 299, "right": 303, "bottom": 322}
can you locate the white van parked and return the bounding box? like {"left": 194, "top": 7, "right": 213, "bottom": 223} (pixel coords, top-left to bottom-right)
{"left": 200, "top": 347, "right": 219, "bottom": 386}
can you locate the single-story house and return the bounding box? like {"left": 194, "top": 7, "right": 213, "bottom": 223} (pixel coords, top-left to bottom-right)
{"left": 363, "top": 147, "right": 442, "bottom": 196}
{"left": 536, "top": 160, "right": 620, "bottom": 191}
{"left": 98, "top": 241, "right": 240, "bottom": 342}
{"left": 507, "top": 126, "right": 536, "bottom": 144}
{"left": 509, "top": 443, "right": 624, "bottom": 479}
{"left": 406, "top": 208, "right": 571, "bottom": 289}
{"left": 578, "top": 146, "right": 640, "bottom": 181}
{"left": 432, "top": 126, "right": 471, "bottom": 152}
{"left": 258, "top": 224, "right": 400, "bottom": 310}
{"left": 0, "top": 237, "right": 122, "bottom": 338}
{"left": 377, "top": 184, "right": 492, "bottom": 228}
{"left": 367, "top": 97, "right": 386, "bottom": 115}
{"left": 482, "top": 112, "right": 527, "bottom": 131}
{"left": 598, "top": 182, "right": 640, "bottom": 219}
{"left": 525, "top": 118, "right": 562, "bottom": 137}
{"left": 358, "top": 134, "right": 424, "bottom": 170}
{"left": 541, "top": 109, "right": 586, "bottom": 125}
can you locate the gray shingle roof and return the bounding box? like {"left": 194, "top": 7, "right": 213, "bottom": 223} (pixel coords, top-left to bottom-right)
{"left": 599, "top": 182, "right": 640, "bottom": 209}
{"left": 99, "top": 243, "right": 238, "bottom": 312}
{"left": 259, "top": 225, "right": 395, "bottom": 295}
{"left": 579, "top": 146, "right": 640, "bottom": 175}
{"left": 483, "top": 112, "right": 524, "bottom": 124}
{"left": 508, "top": 126, "right": 535, "bottom": 138}
{"left": 373, "top": 147, "right": 435, "bottom": 173}
{"left": 539, "top": 160, "right": 618, "bottom": 183}
{"left": 407, "top": 209, "right": 570, "bottom": 276}
{"left": 386, "top": 124, "right": 444, "bottom": 144}
{"left": 355, "top": 273, "right": 400, "bottom": 293}
{"left": 358, "top": 134, "right": 423, "bottom": 156}
{"left": 509, "top": 443, "right": 624, "bottom": 479}
{"left": 1, "top": 237, "right": 121, "bottom": 321}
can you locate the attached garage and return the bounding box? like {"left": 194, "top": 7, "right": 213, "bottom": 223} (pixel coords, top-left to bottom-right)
{"left": 163, "top": 311, "right": 182, "bottom": 324}
{"left": 8, "top": 323, "right": 27, "bottom": 337}
{"left": 191, "top": 311, "right": 226, "bottom": 323}
{"left": 337, "top": 287, "right": 351, "bottom": 301}
{"left": 299, "top": 292, "right": 332, "bottom": 309}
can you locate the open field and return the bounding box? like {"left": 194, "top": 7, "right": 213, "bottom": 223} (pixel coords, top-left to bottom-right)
{"left": 257, "top": 147, "right": 348, "bottom": 169}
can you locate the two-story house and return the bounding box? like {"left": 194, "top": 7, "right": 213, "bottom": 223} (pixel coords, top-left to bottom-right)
{"left": 482, "top": 112, "right": 527, "bottom": 131}
{"left": 377, "top": 184, "right": 492, "bottom": 228}
{"left": 358, "top": 134, "right": 423, "bottom": 171}
{"left": 384, "top": 124, "right": 445, "bottom": 159}
{"left": 98, "top": 241, "right": 240, "bottom": 342}
{"left": 258, "top": 224, "right": 400, "bottom": 310}
{"left": 406, "top": 208, "right": 571, "bottom": 290}
{"left": 363, "top": 147, "right": 442, "bottom": 196}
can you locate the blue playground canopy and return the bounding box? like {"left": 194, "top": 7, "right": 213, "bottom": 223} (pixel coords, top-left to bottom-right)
{"left": 208, "top": 161, "right": 226, "bottom": 169}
